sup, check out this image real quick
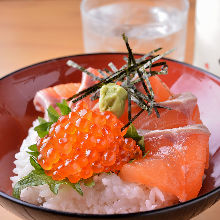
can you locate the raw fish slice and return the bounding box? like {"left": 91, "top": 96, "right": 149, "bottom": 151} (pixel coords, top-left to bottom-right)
{"left": 122, "top": 92, "right": 202, "bottom": 131}
{"left": 119, "top": 124, "right": 210, "bottom": 202}
{"left": 119, "top": 75, "right": 173, "bottom": 123}
{"left": 120, "top": 76, "right": 201, "bottom": 130}
{"left": 33, "top": 83, "right": 80, "bottom": 112}
{"left": 135, "top": 75, "right": 172, "bottom": 103}
{"left": 73, "top": 67, "right": 105, "bottom": 109}
{"left": 77, "top": 67, "right": 104, "bottom": 92}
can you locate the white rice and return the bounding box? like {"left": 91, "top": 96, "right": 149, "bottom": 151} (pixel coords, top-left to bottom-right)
{"left": 11, "top": 120, "right": 177, "bottom": 214}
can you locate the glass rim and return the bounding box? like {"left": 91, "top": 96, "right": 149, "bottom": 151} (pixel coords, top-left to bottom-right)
{"left": 80, "top": 0, "right": 189, "bottom": 26}
{"left": 80, "top": 0, "right": 190, "bottom": 15}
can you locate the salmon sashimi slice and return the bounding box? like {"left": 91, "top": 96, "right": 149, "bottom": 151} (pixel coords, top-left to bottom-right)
{"left": 121, "top": 92, "right": 202, "bottom": 131}
{"left": 119, "top": 124, "right": 210, "bottom": 202}
{"left": 33, "top": 83, "right": 80, "bottom": 112}
{"left": 119, "top": 75, "right": 173, "bottom": 124}
{"left": 135, "top": 75, "right": 172, "bottom": 103}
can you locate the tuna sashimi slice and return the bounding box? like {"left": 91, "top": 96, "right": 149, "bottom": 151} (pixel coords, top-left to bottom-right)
{"left": 119, "top": 124, "right": 210, "bottom": 202}
{"left": 120, "top": 92, "right": 202, "bottom": 131}
{"left": 33, "top": 83, "right": 80, "bottom": 112}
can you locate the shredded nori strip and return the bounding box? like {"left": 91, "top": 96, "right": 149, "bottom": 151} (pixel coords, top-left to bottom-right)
{"left": 67, "top": 60, "right": 103, "bottom": 81}
{"left": 121, "top": 109, "right": 145, "bottom": 131}
{"left": 122, "top": 33, "right": 160, "bottom": 121}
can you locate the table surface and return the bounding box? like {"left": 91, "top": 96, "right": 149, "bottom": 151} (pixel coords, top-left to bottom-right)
{"left": 0, "top": 0, "right": 219, "bottom": 219}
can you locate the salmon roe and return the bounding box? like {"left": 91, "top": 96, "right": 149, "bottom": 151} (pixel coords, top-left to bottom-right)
{"left": 37, "top": 102, "right": 142, "bottom": 183}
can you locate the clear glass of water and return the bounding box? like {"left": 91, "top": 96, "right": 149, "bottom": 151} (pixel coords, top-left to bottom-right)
{"left": 193, "top": 0, "right": 220, "bottom": 76}
{"left": 80, "top": 0, "right": 189, "bottom": 61}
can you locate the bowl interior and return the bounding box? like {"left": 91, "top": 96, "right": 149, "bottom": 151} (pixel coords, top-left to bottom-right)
{"left": 0, "top": 53, "right": 219, "bottom": 210}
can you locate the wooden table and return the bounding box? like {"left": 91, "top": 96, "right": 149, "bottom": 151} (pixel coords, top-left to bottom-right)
{"left": 0, "top": 0, "right": 219, "bottom": 219}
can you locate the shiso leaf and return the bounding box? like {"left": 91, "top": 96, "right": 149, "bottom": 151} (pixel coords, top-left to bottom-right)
{"left": 27, "top": 144, "right": 39, "bottom": 159}
{"left": 124, "top": 124, "right": 145, "bottom": 154}
{"left": 38, "top": 117, "right": 46, "bottom": 125}
{"left": 28, "top": 144, "right": 38, "bottom": 152}
{"left": 13, "top": 169, "right": 82, "bottom": 199}
{"left": 83, "top": 177, "right": 95, "bottom": 187}
{"left": 34, "top": 122, "right": 53, "bottom": 138}
{"left": 56, "top": 99, "right": 71, "bottom": 116}
{"left": 73, "top": 182, "right": 83, "bottom": 195}
{"left": 138, "top": 136, "right": 145, "bottom": 154}
{"left": 30, "top": 156, "right": 43, "bottom": 171}
{"left": 124, "top": 123, "right": 141, "bottom": 141}
{"left": 13, "top": 155, "right": 83, "bottom": 199}
{"left": 27, "top": 151, "right": 39, "bottom": 158}
{"left": 47, "top": 105, "right": 60, "bottom": 122}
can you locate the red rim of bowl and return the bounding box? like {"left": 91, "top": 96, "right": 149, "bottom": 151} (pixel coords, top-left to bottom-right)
{"left": 0, "top": 52, "right": 219, "bottom": 218}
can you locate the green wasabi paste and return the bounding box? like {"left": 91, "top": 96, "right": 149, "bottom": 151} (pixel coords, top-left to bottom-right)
{"left": 99, "top": 83, "right": 127, "bottom": 118}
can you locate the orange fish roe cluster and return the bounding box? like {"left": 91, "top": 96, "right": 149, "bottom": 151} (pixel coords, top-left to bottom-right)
{"left": 37, "top": 102, "right": 142, "bottom": 183}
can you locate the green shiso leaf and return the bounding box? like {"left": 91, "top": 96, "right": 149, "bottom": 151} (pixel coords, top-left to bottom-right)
{"left": 124, "top": 124, "right": 141, "bottom": 141}
{"left": 13, "top": 169, "right": 82, "bottom": 199}
{"left": 56, "top": 99, "right": 71, "bottom": 116}
{"left": 137, "top": 136, "right": 145, "bottom": 154}
{"left": 83, "top": 177, "right": 95, "bottom": 188}
{"left": 29, "top": 156, "right": 43, "bottom": 171}
{"left": 38, "top": 117, "right": 47, "bottom": 125}
{"left": 47, "top": 105, "right": 60, "bottom": 122}
{"left": 72, "top": 182, "right": 83, "bottom": 196}
{"left": 28, "top": 144, "right": 38, "bottom": 152}
{"left": 27, "top": 144, "right": 39, "bottom": 159}
{"left": 34, "top": 122, "right": 53, "bottom": 138}
{"left": 124, "top": 124, "right": 145, "bottom": 154}
{"left": 27, "top": 151, "right": 39, "bottom": 158}
{"left": 13, "top": 155, "right": 83, "bottom": 199}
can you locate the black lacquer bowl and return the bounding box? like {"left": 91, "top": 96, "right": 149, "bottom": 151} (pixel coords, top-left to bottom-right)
{"left": 0, "top": 53, "right": 219, "bottom": 220}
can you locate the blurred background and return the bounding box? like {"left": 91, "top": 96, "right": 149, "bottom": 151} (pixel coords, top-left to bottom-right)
{"left": 0, "top": 0, "right": 219, "bottom": 219}
{"left": 0, "top": 0, "right": 195, "bottom": 76}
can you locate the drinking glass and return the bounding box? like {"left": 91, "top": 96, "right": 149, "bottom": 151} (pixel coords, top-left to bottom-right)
{"left": 193, "top": 0, "right": 220, "bottom": 76}
{"left": 80, "top": 0, "right": 189, "bottom": 61}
